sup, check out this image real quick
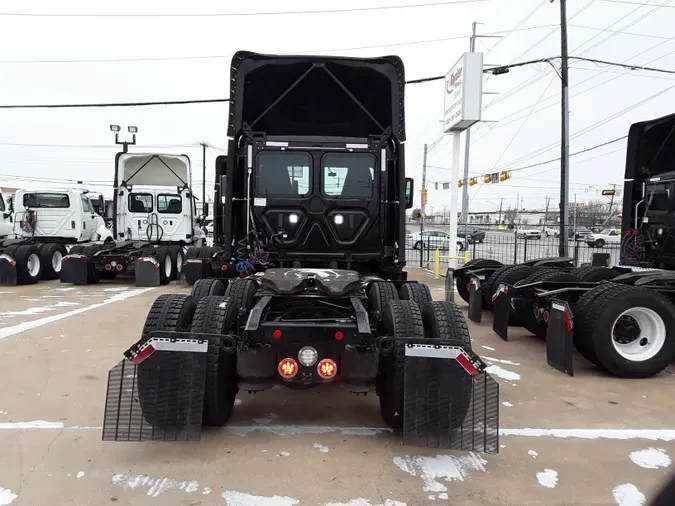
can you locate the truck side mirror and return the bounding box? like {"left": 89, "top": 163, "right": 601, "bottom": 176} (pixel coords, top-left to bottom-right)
{"left": 202, "top": 202, "right": 209, "bottom": 218}
{"left": 405, "top": 178, "right": 414, "bottom": 209}
{"left": 98, "top": 195, "right": 104, "bottom": 214}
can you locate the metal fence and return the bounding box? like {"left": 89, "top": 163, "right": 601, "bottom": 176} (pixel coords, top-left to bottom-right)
{"left": 406, "top": 232, "right": 621, "bottom": 272}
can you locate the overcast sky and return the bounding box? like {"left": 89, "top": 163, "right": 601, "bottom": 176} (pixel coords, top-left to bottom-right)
{"left": 1, "top": 0, "right": 674, "bottom": 214}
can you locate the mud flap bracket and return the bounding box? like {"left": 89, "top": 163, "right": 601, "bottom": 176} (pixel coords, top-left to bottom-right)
{"left": 402, "top": 343, "right": 499, "bottom": 453}
{"left": 60, "top": 255, "right": 91, "bottom": 285}
{"left": 0, "top": 254, "right": 17, "bottom": 286}
{"left": 545, "top": 299, "right": 575, "bottom": 376}
{"left": 103, "top": 337, "right": 208, "bottom": 442}
{"left": 467, "top": 276, "right": 482, "bottom": 323}
{"left": 135, "top": 257, "right": 161, "bottom": 287}
{"left": 492, "top": 285, "right": 511, "bottom": 341}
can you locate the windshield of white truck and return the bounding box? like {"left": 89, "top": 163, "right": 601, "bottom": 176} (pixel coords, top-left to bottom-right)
{"left": 23, "top": 193, "right": 70, "bottom": 208}
{"left": 322, "top": 153, "right": 375, "bottom": 198}
{"left": 256, "top": 151, "right": 311, "bottom": 198}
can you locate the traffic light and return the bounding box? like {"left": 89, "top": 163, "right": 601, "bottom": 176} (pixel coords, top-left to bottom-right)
{"left": 469, "top": 177, "right": 478, "bottom": 186}
{"left": 458, "top": 180, "right": 464, "bottom": 188}
{"left": 499, "top": 171, "right": 511, "bottom": 182}
{"left": 484, "top": 174, "right": 492, "bottom": 184}
{"left": 602, "top": 189, "right": 616, "bottom": 196}
{"left": 422, "top": 187, "right": 428, "bottom": 205}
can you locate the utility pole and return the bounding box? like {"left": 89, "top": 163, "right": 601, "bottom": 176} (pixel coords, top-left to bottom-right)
{"left": 420, "top": 143, "right": 428, "bottom": 267}
{"left": 607, "top": 183, "right": 617, "bottom": 223}
{"left": 544, "top": 195, "right": 551, "bottom": 229}
{"left": 201, "top": 142, "right": 207, "bottom": 215}
{"left": 558, "top": 0, "right": 571, "bottom": 257}
{"left": 498, "top": 197, "right": 503, "bottom": 224}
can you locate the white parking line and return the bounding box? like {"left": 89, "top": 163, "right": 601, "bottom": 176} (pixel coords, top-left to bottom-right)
{"left": 0, "top": 288, "right": 154, "bottom": 340}
{"left": 2, "top": 423, "right": 675, "bottom": 441}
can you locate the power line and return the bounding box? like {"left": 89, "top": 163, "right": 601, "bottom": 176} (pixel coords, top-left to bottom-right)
{"left": 599, "top": 0, "right": 675, "bottom": 6}
{"left": 570, "top": 24, "right": 675, "bottom": 41}
{"left": 572, "top": 56, "right": 675, "bottom": 75}
{"left": 0, "top": 98, "right": 229, "bottom": 109}
{"left": 0, "top": 1, "right": 489, "bottom": 18}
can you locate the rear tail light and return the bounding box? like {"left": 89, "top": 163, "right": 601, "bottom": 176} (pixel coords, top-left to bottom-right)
{"left": 116, "top": 264, "right": 123, "bottom": 271}
{"left": 334, "top": 331, "right": 344, "bottom": 341}
{"left": 317, "top": 359, "right": 337, "bottom": 379}
{"left": 278, "top": 358, "right": 298, "bottom": 378}
{"left": 543, "top": 311, "right": 550, "bottom": 323}
{"left": 105, "top": 264, "right": 112, "bottom": 271}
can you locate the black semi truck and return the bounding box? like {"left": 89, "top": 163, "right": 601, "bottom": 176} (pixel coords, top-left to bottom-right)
{"left": 453, "top": 112, "right": 675, "bottom": 379}
{"left": 101, "top": 51, "right": 500, "bottom": 451}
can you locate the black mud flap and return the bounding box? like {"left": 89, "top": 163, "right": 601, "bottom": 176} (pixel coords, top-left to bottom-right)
{"left": 102, "top": 337, "right": 207, "bottom": 442}
{"left": 135, "top": 257, "right": 161, "bottom": 287}
{"left": 184, "top": 258, "right": 211, "bottom": 286}
{"left": 467, "top": 277, "right": 482, "bottom": 323}
{"left": 492, "top": 285, "right": 511, "bottom": 341}
{"left": 403, "top": 344, "right": 499, "bottom": 453}
{"left": 444, "top": 268, "right": 454, "bottom": 302}
{"left": 545, "top": 299, "right": 575, "bottom": 376}
{"left": 60, "top": 255, "right": 90, "bottom": 285}
{"left": 0, "top": 254, "right": 17, "bottom": 286}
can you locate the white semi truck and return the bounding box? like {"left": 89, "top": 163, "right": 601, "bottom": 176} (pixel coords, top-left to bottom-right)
{"left": 0, "top": 188, "right": 113, "bottom": 285}
{"left": 61, "top": 152, "right": 206, "bottom": 286}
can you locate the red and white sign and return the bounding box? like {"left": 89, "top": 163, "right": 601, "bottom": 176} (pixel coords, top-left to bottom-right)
{"left": 443, "top": 52, "right": 484, "bottom": 132}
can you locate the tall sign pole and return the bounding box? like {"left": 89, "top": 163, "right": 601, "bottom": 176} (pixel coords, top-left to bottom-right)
{"left": 444, "top": 52, "right": 483, "bottom": 265}
{"left": 559, "top": 0, "right": 571, "bottom": 256}
{"left": 420, "top": 143, "right": 428, "bottom": 267}
{"left": 460, "top": 23, "right": 478, "bottom": 242}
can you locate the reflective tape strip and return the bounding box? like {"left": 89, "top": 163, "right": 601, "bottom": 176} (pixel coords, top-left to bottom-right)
{"left": 185, "top": 258, "right": 204, "bottom": 264}
{"left": 551, "top": 302, "right": 565, "bottom": 312}
{"left": 0, "top": 253, "right": 16, "bottom": 266}
{"left": 137, "top": 257, "right": 160, "bottom": 268}
{"left": 149, "top": 338, "right": 208, "bottom": 353}
{"left": 405, "top": 344, "right": 461, "bottom": 359}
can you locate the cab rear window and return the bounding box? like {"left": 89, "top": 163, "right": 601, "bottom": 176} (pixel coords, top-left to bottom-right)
{"left": 23, "top": 193, "right": 70, "bottom": 208}
{"left": 256, "top": 152, "right": 311, "bottom": 198}
{"left": 128, "top": 193, "right": 153, "bottom": 213}
{"left": 158, "top": 194, "right": 182, "bottom": 214}
{"left": 322, "top": 153, "right": 375, "bottom": 198}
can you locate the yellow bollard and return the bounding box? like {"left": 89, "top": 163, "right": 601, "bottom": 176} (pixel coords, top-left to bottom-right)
{"left": 464, "top": 249, "right": 470, "bottom": 264}
{"left": 434, "top": 249, "right": 441, "bottom": 279}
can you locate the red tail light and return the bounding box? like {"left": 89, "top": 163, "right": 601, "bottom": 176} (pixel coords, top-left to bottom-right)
{"left": 105, "top": 264, "right": 112, "bottom": 271}
{"left": 278, "top": 358, "right": 298, "bottom": 378}
{"left": 317, "top": 359, "right": 337, "bottom": 379}
{"left": 273, "top": 329, "right": 283, "bottom": 339}
{"left": 116, "top": 264, "right": 123, "bottom": 271}
{"left": 334, "top": 331, "right": 344, "bottom": 341}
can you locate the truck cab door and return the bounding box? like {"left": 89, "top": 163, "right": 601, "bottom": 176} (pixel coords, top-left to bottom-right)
{"left": 0, "top": 193, "right": 12, "bottom": 237}
{"left": 80, "top": 195, "right": 97, "bottom": 241}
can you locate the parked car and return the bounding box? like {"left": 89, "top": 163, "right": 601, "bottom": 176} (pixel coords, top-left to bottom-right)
{"left": 544, "top": 227, "right": 559, "bottom": 238}
{"left": 457, "top": 226, "right": 486, "bottom": 243}
{"left": 407, "top": 230, "right": 466, "bottom": 251}
{"left": 569, "top": 226, "right": 592, "bottom": 240}
{"left": 516, "top": 228, "right": 542, "bottom": 240}
{"left": 585, "top": 228, "right": 621, "bottom": 247}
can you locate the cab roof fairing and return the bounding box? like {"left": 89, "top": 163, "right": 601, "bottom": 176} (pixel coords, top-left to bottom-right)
{"left": 115, "top": 153, "right": 192, "bottom": 189}
{"left": 227, "top": 50, "right": 406, "bottom": 142}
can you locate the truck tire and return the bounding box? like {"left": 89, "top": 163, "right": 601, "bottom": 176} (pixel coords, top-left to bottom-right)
{"left": 169, "top": 245, "right": 183, "bottom": 281}
{"left": 456, "top": 259, "right": 503, "bottom": 307}
{"left": 191, "top": 278, "right": 227, "bottom": 301}
{"left": 379, "top": 300, "right": 424, "bottom": 429}
{"left": 484, "top": 264, "right": 537, "bottom": 311}
{"left": 40, "top": 243, "right": 67, "bottom": 280}
{"left": 421, "top": 301, "right": 473, "bottom": 429}
{"left": 82, "top": 244, "right": 102, "bottom": 284}
{"left": 191, "top": 296, "right": 239, "bottom": 426}
{"left": 155, "top": 245, "right": 173, "bottom": 285}
{"left": 571, "top": 266, "right": 619, "bottom": 282}
{"left": 224, "top": 278, "right": 258, "bottom": 325}
{"left": 520, "top": 271, "right": 579, "bottom": 339}
{"left": 399, "top": 282, "right": 432, "bottom": 307}
{"left": 69, "top": 245, "right": 85, "bottom": 255}
{"left": 574, "top": 284, "right": 675, "bottom": 378}
{"left": 368, "top": 282, "right": 399, "bottom": 330}
{"left": 186, "top": 246, "right": 199, "bottom": 259}
{"left": 137, "top": 294, "right": 198, "bottom": 427}
{"left": 198, "top": 246, "right": 214, "bottom": 259}
{"left": 10, "top": 245, "right": 42, "bottom": 284}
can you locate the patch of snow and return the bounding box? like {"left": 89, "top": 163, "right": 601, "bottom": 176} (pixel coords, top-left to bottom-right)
{"left": 536, "top": 469, "right": 558, "bottom": 489}
{"left": 103, "top": 287, "right": 130, "bottom": 292}
{"left": 253, "top": 413, "right": 279, "bottom": 425}
{"left": 203, "top": 487, "right": 212, "bottom": 495}
{"left": 437, "top": 493, "right": 448, "bottom": 500}
{"left": 500, "top": 429, "right": 675, "bottom": 441}
{"left": 323, "top": 500, "right": 405, "bottom": 506}
{"left": 112, "top": 474, "right": 200, "bottom": 497}
{"left": 314, "top": 443, "right": 330, "bottom": 453}
{"left": 528, "top": 450, "right": 538, "bottom": 458}
{"left": 482, "top": 356, "right": 521, "bottom": 366}
{"left": 234, "top": 399, "right": 242, "bottom": 406}
{"left": 0, "top": 488, "right": 18, "bottom": 506}
{"left": 279, "top": 451, "right": 290, "bottom": 457}
{"left": 481, "top": 345, "right": 495, "bottom": 351}
{"left": 393, "top": 453, "right": 487, "bottom": 492}
{"left": 221, "top": 490, "right": 299, "bottom": 506}
{"left": 502, "top": 402, "right": 513, "bottom": 407}
{"left": 613, "top": 484, "right": 646, "bottom": 506}
{"left": 485, "top": 366, "right": 520, "bottom": 381}
{"left": 76, "top": 472, "right": 85, "bottom": 479}
{"left": 0, "top": 300, "right": 80, "bottom": 318}
{"left": 629, "top": 448, "right": 671, "bottom": 469}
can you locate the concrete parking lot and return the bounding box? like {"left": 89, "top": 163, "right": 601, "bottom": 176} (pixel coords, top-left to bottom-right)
{"left": 1, "top": 270, "right": 674, "bottom": 505}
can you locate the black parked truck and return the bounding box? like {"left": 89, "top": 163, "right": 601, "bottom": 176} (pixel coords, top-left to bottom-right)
{"left": 452, "top": 112, "right": 675, "bottom": 379}
{"left": 102, "top": 51, "right": 500, "bottom": 451}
